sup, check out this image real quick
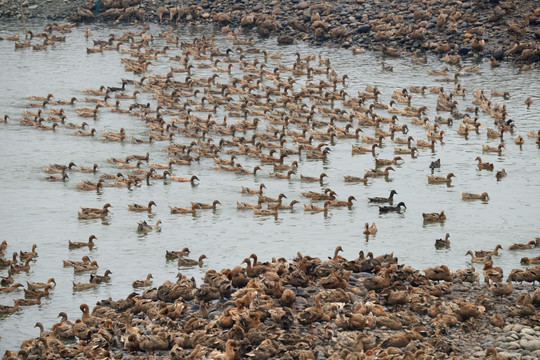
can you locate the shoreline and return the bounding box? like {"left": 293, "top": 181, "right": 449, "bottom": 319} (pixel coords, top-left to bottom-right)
{"left": 5, "top": 251, "right": 540, "bottom": 359}
{"left": 0, "top": 0, "right": 539, "bottom": 63}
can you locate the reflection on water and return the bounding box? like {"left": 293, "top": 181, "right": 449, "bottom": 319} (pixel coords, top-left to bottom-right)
{"left": 0, "top": 19, "right": 539, "bottom": 351}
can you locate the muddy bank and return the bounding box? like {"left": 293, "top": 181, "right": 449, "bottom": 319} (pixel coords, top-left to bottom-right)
{"left": 0, "top": 0, "right": 539, "bottom": 62}
{"left": 5, "top": 250, "right": 540, "bottom": 359}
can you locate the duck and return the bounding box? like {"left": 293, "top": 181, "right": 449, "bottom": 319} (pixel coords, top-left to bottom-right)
{"left": 128, "top": 201, "right": 156, "bottom": 212}
{"left": 0, "top": 302, "right": 19, "bottom": 314}
{"left": 482, "top": 261, "right": 503, "bottom": 283}
{"left": 423, "top": 265, "right": 452, "bottom": 282}
{"left": 268, "top": 169, "right": 296, "bottom": 179}
{"left": 303, "top": 200, "right": 331, "bottom": 212}
{"left": 19, "top": 244, "right": 38, "bottom": 261}
{"left": 169, "top": 204, "right": 197, "bottom": 214}
{"left": 429, "top": 158, "right": 441, "bottom": 170}
{"left": 496, "top": 168, "right": 507, "bottom": 180}
{"left": 417, "top": 139, "right": 436, "bottom": 148}
{"left": 343, "top": 174, "right": 369, "bottom": 183}
{"left": 363, "top": 222, "right": 377, "bottom": 235}
{"left": 508, "top": 240, "right": 536, "bottom": 250}
{"left": 45, "top": 173, "right": 69, "bottom": 182}
{"left": 14, "top": 294, "right": 45, "bottom": 306}
{"left": 73, "top": 281, "right": 98, "bottom": 291}
{"left": 78, "top": 205, "right": 112, "bottom": 219}
{"left": 375, "top": 156, "right": 403, "bottom": 166}
{"left": 77, "top": 164, "right": 99, "bottom": 173}
{"left": 394, "top": 146, "right": 418, "bottom": 155}
{"left": 489, "top": 277, "right": 513, "bottom": 298}
{"left": 191, "top": 200, "right": 222, "bottom": 209}
{"left": 421, "top": 210, "right": 446, "bottom": 223}
{"left": 10, "top": 258, "right": 33, "bottom": 273}
{"left": 352, "top": 143, "right": 379, "bottom": 154}
{"left": 0, "top": 283, "right": 23, "bottom": 293}
{"left": 241, "top": 183, "right": 266, "bottom": 194}
{"left": 514, "top": 135, "right": 524, "bottom": 145}
{"left": 0, "top": 252, "right": 18, "bottom": 267}
{"left": 365, "top": 166, "right": 395, "bottom": 177}
{"left": 466, "top": 250, "right": 491, "bottom": 263}
{"left": 521, "top": 256, "right": 540, "bottom": 265}
{"left": 237, "top": 199, "right": 264, "bottom": 210}
{"left": 393, "top": 136, "right": 414, "bottom": 145}
{"left": 132, "top": 273, "right": 153, "bottom": 287}
{"left": 1, "top": 269, "right": 14, "bottom": 286}
{"left": 379, "top": 202, "right": 406, "bottom": 213}
{"left": 45, "top": 162, "right": 76, "bottom": 173}
{"left": 62, "top": 255, "right": 90, "bottom": 268}
{"left": 165, "top": 248, "right": 190, "bottom": 260}
{"left": 268, "top": 200, "right": 300, "bottom": 210}
{"left": 137, "top": 219, "right": 162, "bottom": 232}
{"left": 259, "top": 193, "right": 287, "bottom": 203}
{"left": 435, "top": 233, "right": 450, "bottom": 249}
{"left": 253, "top": 208, "right": 278, "bottom": 216}
{"left": 170, "top": 174, "right": 199, "bottom": 183}
{"left": 427, "top": 173, "right": 455, "bottom": 183}
{"left": 475, "top": 244, "right": 503, "bottom": 258}
{"left": 178, "top": 254, "right": 207, "bottom": 267}
{"left": 68, "top": 235, "right": 97, "bottom": 248}
{"left": 482, "top": 144, "right": 505, "bottom": 153}
{"left": 300, "top": 173, "right": 328, "bottom": 182}
{"left": 74, "top": 128, "right": 96, "bottom": 136}
{"left": 90, "top": 270, "right": 112, "bottom": 283}
{"left": 73, "top": 260, "right": 99, "bottom": 272}
{"left": 329, "top": 196, "right": 356, "bottom": 207}
{"left": 368, "top": 190, "right": 397, "bottom": 203}
{"left": 76, "top": 179, "right": 104, "bottom": 191}
{"left": 475, "top": 156, "right": 494, "bottom": 170}
{"left": 461, "top": 192, "right": 489, "bottom": 201}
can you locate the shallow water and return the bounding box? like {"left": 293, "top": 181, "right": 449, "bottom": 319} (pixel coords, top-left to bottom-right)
{"left": 0, "top": 20, "right": 539, "bottom": 352}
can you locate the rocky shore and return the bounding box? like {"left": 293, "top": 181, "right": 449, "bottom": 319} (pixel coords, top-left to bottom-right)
{"left": 4, "top": 250, "right": 540, "bottom": 359}
{"left": 0, "top": 0, "right": 539, "bottom": 62}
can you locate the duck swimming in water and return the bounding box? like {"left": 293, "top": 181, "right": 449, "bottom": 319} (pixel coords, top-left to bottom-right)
{"left": 379, "top": 202, "right": 406, "bottom": 213}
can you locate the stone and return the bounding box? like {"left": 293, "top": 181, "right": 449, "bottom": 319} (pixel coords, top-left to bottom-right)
{"left": 521, "top": 340, "right": 540, "bottom": 352}
{"left": 357, "top": 24, "right": 371, "bottom": 33}
{"left": 28, "top": 4, "right": 38, "bottom": 9}
{"left": 521, "top": 328, "right": 535, "bottom": 336}
{"left": 458, "top": 46, "right": 471, "bottom": 55}
{"left": 297, "top": 1, "right": 308, "bottom": 10}
{"left": 506, "top": 342, "right": 521, "bottom": 350}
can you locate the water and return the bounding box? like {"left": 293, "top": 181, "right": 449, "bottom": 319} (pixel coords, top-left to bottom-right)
{"left": 0, "top": 20, "right": 539, "bottom": 352}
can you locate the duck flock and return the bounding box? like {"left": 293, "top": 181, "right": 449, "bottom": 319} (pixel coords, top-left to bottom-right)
{"left": 1, "top": 20, "right": 540, "bottom": 359}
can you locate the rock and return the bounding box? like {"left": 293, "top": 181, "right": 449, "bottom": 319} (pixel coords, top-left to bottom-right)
{"left": 277, "top": 34, "right": 294, "bottom": 44}
{"left": 506, "top": 341, "right": 521, "bottom": 350}
{"left": 28, "top": 4, "right": 38, "bottom": 9}
{"left": 521, "top": 328, "right": 535, "bottom": 336}
{"left": 458, "top": 46, "right": 471, "bottom": 55}
{"left": 493, "top": 47, "right": 504, "bottom": 60}
{"left": 297, "top": 1, "right": 308, "bottom": 10}
{"left": 521, "top": 340, "right": 540, "bottom": 352}
{"left": 357, "top": 24, "right": 371, "bottom": 33}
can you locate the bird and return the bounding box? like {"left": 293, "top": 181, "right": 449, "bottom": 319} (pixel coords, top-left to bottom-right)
{"left": 363, "top": 222, "right": 377, "bottom": 235}
{"left": 132, "top": 273, "right": 153, "bottom": 287}
{"left": 435, "top": 233, "right": 450, "bottom": 249}
{"left": 68, "top": 235, "right": 97, "bottom": 249}
{"left": 379, "top": 202, "right": 406, "bottom": 213}
{"left": 427, "top": 173, "right": 455, "bottom": 183}
{"left": 368, "top": 190, "right": 397, "bottom": 203}
{"left": 178, "top": 254, "right": 207, "bottom": 267}
{"left": 461, "top": 192, "right": 489, "bottom": 201}
{"left": 429, "top": 159, "right": 441, "bottom": 170}
{"left": 422, "top": 210, "right": 446, "bottom": 222}
{"left": 128, "top": 201, "right": 157, "bottom": 212}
